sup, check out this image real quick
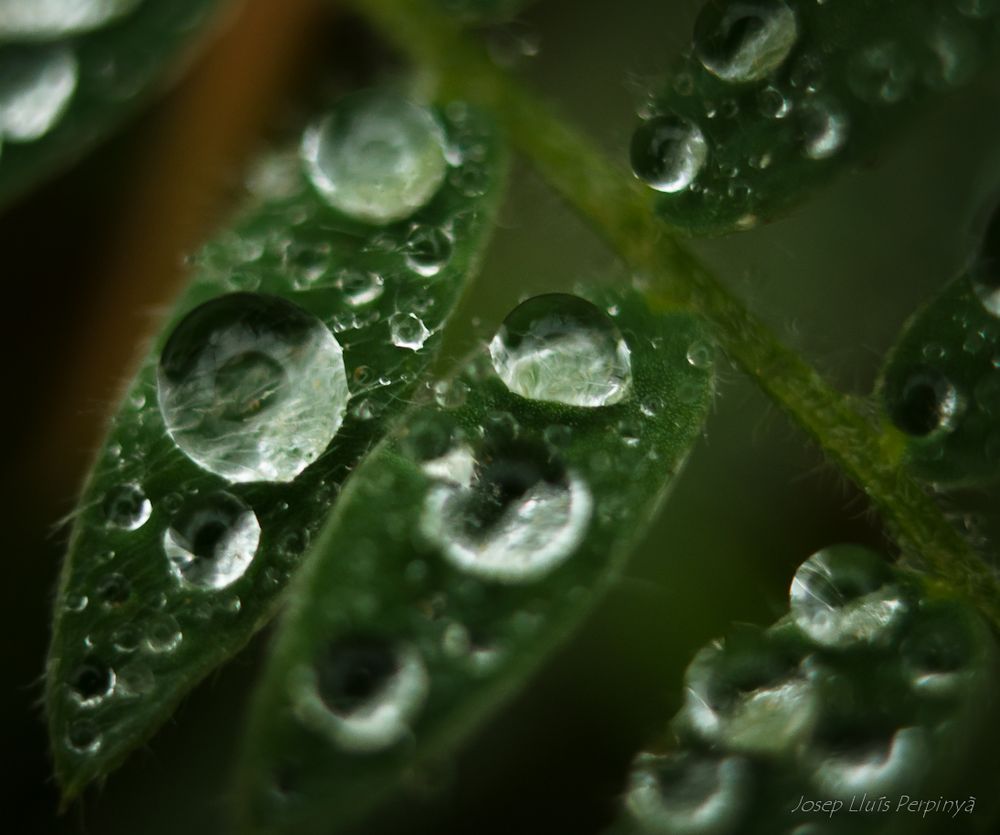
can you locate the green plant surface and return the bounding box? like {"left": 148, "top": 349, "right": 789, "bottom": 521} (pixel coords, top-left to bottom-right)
{"left": 879, "top": 198, "right": 1000, "bottom": 487}
{"left": 437, "top": 0, "right": 534, "bottom": 22}
{"left": 608, "top": 544, "right": 1000, "bottom": 835}
{"left": 0, "top": 0, "right": 224, "bottom": 208}
{"left": 234, "top": 287, "right": 715, "bottom": 834}
{"left": 352, "top": 0, "right": 1000, "bottom": 630}
{"left": 44, "top": 92, "right": 508, "bottom": 802}
{"left": 630, "top": 0, "right": 1000, "bottom": 235}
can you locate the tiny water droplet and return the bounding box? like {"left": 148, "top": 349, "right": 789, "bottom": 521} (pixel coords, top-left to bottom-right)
{"left": 157, "top": 293, "right": 348, "bottom": 484}
{"left": 66, "top": 718, "right": 102, "bottom": 755}
{"left": 631, "top": 114, "right": 708, "bottom": 193}
{"left": 390, "top": 312, "right": 432, "bottom": 351}
{"left": 693, "top": 0, "right": 798, "bottom": 83}
{"left": 790, "top": 544, "right": 907, "bottom": 647}
{"left": 686, "top": 340, "right": 715, "bottom": 370}
{"left": 404, "top": 225, "right": 452, "bottom": 277}
{"left": 0, "top": 45, "right": 78, "bottom": 142}
{"left": 887, "top": 369, "right": 962, "bottom": 437}
{"left": 163, "top": 491, "right": 261, "bottom": 590}
{"left": 293, "top": 637, "right": 429, "bottom": 753}
{"left": 97, "top": 573, "right": 131, "bottom": 608}
{"left": 103, "top": 483, "right": 151, "bottom": 530}
{"left": 302, "top": 91, "right": 448, "bottom": 225}
{"left": 489, "top": 294, "right": 633, "bottom": 408}
{"left": 798, "top": 99, "right": 849, "bottom": 160}
{"left": 69, "top": 657, "right": 115, "bottom": 708}
{"left": 847, "top": 41, "right": 914, "bottom": 104}
{"left": 337, "top": 268, "right": 384, "bottom": 307}
{"left": 421, "top": 440, "right": 592, "bottom": 583}
{"left": 145, "top": 614, "right": 183, "bottom": 653}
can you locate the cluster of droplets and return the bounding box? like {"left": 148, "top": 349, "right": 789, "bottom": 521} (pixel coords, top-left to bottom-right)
{"left": 630, "top": 0, "right": 996, "bottom": 229}
{"left": 275, "top": 292, "right": 705, "bottom": 777}
{"left": 619, "top": 543, "right": 998, "bottom": 835}
{"left": 56, "top": 89, "right": 505, "bottom": 765}
{"left": 883, "top": 198, "right": 1000, "bottom": 482}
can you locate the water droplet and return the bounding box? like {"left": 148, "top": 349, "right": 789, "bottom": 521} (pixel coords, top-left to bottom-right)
{"left": 433, "top": 378, "right": 470, "bottom": 409}
{"left": 924, "top": 21, "right": 981, "bottom": 90}
{"left": 157, "top": 293, "right": 348, "bottom": 483}
{"left": 625, "top": 751, "right": 750, "bottom": 834}
{"left": 489, "top": 294, "right": 632, "bottom": 408}
{"left": 97, "top": 573, "right": 131, "bottom": 608}
{"left": 0, "top": 0, "right": 143, "bottom": 40}
{"left": 757, "top": 84, "right": 790, "bottom": 119}
{"left": 422, "top": 444, "right": 477, "bottom": 487}
{"left": 809, "top": 725, "right": 928, "bottom": 798}
{"left": 887, "top": 369, "right": 962, "bottom": 436}
{"left": 901, "top": 602, "right": 988, "bottom": 698}
{"left": 680, "top": 635, "right": 817, "bottom": 755}
{"left": 404, "top": 225, "right": 452, "bottom": 277}
{"left": 790, "top": 544, "right": 907, "bottom": 647}
{"left": 798, "top": 100, "right": 849, "bottom": 160}
{"left": 686, "top": 340, "right": 715, "bottom": 370}
{"left": 293, "top": 637, "right": 429, "bottom": 753}
{"left": 847, "top": 41, "right": 914, "bottom": 104}
{"left": 69, "top": 657, "right": 115, "bottom": 707}
{"left": 693, "top": 0, "right": 798, "bottom": 83}
{"left": 66, "top": 718, "right": 102, "bottom": 755}
{"left": 163, "top": 491, "right": 260, "bottom": 590}
{"left": 0, "top": 45, "right": 78, "bottom": 142}
{"left": 111, "top": 626, "right": 139, "bottom": 654}
{"left": 390, "top": 312, "right": 432, "bottom": 351}
{"left": 631, "top": 114, "right": 708, "bottom": 193}
{"left": 102, "top": 483, "right": 151, "bottom": 531}
{"left": 337, "top": 268, "right": 383, "bottom": 307}
{"left": 145, "top": 614, "right": 183, "bottom": 653}
{"left": 302, "top": 91, "right": 447, "bottom": 225}
{"left": 65, "top": 594, "right": 88, "bottom": 613}
{"left": 421, "top": 440, "right": 592, "bottom": 583}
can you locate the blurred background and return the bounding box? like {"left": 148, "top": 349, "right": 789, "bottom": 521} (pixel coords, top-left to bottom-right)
{"left": 3, "top": 0, "right": 1000, "bottom": 832}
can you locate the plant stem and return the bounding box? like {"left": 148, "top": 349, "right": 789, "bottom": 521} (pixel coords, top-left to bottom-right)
{"left": 353, "top": 0, "right": 1000, "bottom": 625}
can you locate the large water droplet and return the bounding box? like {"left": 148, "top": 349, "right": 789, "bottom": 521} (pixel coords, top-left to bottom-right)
{"left": 157, "top": 293, "right": 349, "bottom": 483}
{"left": 0, "top": 45, "right": 77, "bottom": 142}
{"left": 680, "top": 634, "right": 817, "bottom": 755}
{"left": 103, "top": 483, "right": 151, "bottom": 531}
{"left": 421, "top": 440, "right": 592, "bottom": 583}
{"left": 886, "top": 368, "right": 962, "bottom": 437}
{"left": 293, "top": 636, "right": 429, "bottom": 753}
{"left": 0, "top": 0, "right": 143, "bottom": 40}
{"left": 790, "top": 545, "right": 907, "bottom": 648}
{"left": 624, "top": 751, "right": 751, "bottom": 835}
{"left": 163, "top": 491, "right": 261, "bottom": 590}
{"left": 489, "top": 294, "right": 632, "bottom": 408}
{"left": 631, "top": 113, "right": 708, "bottom": 193}
{"left": 302, "top": 91, "right": 448, "bottom": 225}
{"left": 693, "top": 0, "right": 798, "bottom": 84}
{"left": 900, "top": 602, "right": 988, "bottom": 698}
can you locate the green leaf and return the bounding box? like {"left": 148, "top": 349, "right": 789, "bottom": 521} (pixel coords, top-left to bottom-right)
{"left": 631, "top": 0, "right": 1000, "bottom": 235}
{"left": 233, "top": 288, "right": 716, "bottom": 834}
{"left": 878, "top": 198, "right": 1000, "bottom": 486}
{"left": 45, "top": 89, "right": 508, "bottom": 801}
{"left": 609, "top": 544, "right": 1000, "bottom": 835}
{"left": 0, "top": 0, "right": 222, "bottom": 207}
